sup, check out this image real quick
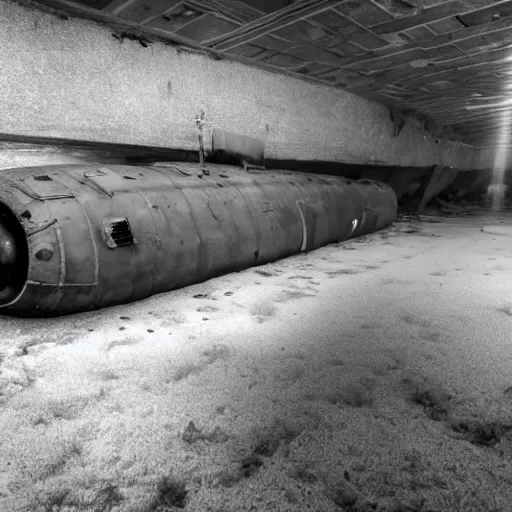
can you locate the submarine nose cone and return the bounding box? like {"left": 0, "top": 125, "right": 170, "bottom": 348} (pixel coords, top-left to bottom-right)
{"left": 0, "top": 219, "right": 17, "bottom": 267}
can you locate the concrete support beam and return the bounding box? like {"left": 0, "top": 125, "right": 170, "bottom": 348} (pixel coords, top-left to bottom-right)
{"left": 385, "top": 168, "right": 430, "bottom": 202}
{"left": 417, "top": 166, "right": 459, "bottom": 212}
{"left": 0, "top": 0, "right": 501, "bottom": 171}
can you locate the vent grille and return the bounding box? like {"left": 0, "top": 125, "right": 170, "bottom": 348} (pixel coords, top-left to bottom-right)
{"left": 104, "top": 218, "right": 134, "bottom": 248}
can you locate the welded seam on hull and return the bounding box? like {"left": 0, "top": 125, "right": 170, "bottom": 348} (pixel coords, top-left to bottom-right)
{"left": 26, "top": 281, "right": 95, "bottom": 287}
{"left": 150, "top": 166, "right": 204, "bottom": 270}
{"left": 72, "top": 192, "right": 99, "bottom": 286}
{"left": 295, "top": 200, "right": 308, "bottom": 252}
{"left": 54, "top": 222, "right": 66, "bottom": 287}
{"left": 245, "top": 178, "right": 281, "bottom": 257}
{"left": 26, "top": 219, "right": 58, "bottom": 237}
{"left": 178, "top": 187, "right": 212, "bottom": 277}
{"left": 9, "top": 182, "right": 49, "bottom": 201}
{"left": 136, "top": 189, "right": 161, "bottom": 296}
{"left": 41, "top": 221, "right": 68, "bottom": 312}
{"left": 232, "top": 182, "right": 261, "bottom": 257}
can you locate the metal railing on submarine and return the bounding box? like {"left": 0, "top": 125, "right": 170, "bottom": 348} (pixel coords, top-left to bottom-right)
{"left": 0, "top": 162, "right": 397, "bottom": 316}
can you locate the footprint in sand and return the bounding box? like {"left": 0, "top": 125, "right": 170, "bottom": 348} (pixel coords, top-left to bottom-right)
{"left": 25, "top": 329, "right": 84, "bottom": 348}
{"left": 202, "top": 344, "right": 230, "bottom": 364}
{"left": 357, "top": 264, "right": 381, "bottom": 270}
{"left": 325, "top": 269, "right": 360, "bottom": 276}
{"left": 296, "top": 263, "right": 314, "bottom": 269}
{"left": 482, "top": 225, "right": 512, "bottom": 237}
{"left": 275, "top": 364, "right": 306, "bottom": 385}
{"left": 449, "top": 419, "right": 512, "bottom": 447}
{"left": 382, "top": 278, "right": 417, "bottom": 285}
{"left": 159, "top": 312, "right": 186, "bottom": 328}
{"left": 196, "top": 306, "right": 219, "bottom": 314}
{"left": 419, "top": 330, "right": 444, "bottom": 343}
{"left": 277, "top": 289, "right": 317, "bottom": 302}
{"left": 96, "top": 369, "right": 120, "bottom": 381}
{"left": 105, "top": 336, "right": 141, "bottom": 351}
{"left": 323, "top": 381, "right": 375, "bottom": 408}
{"left": 172, "top": 345, "right": 230, "bottom": 382}
{"left": 402, "top": 376, "right": 452, "bottom": 422}
{"left": 360, "top": 322, "right": 383, "bottom": 330}
{"left": 287, "top": 281, "right": 317, "bottom": 292}
{"left": 254, "top": 269, "right": 276, "bottom": 277}
{"left": 181, "top": 420, "right": 229, "bottom": 445}
{"left": 250, "top": 301, "right": 278, "bottom": 321}
{"left": 497, "top": 305, "right": 512, "bottom": 316}
{"left": 399, "top": 313, "right": 432, "bottom": 329}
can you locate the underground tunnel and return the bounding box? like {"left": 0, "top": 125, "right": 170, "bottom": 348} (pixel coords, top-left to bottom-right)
{"left": 1, "top": 1, "right": 512, "bottom": 511}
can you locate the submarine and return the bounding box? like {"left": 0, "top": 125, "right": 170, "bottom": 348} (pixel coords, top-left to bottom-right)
{"left": 0, "top": 161, "right": 397, "bottom": 316}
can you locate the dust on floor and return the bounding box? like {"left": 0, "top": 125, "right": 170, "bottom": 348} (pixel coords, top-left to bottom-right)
{"left": 1, "top": 211, "right": 512, "bottom": 512}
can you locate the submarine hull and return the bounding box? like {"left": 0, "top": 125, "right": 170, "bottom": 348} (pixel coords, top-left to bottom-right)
{"left": 0, "top": 162, "right": 397, "bottom": 316}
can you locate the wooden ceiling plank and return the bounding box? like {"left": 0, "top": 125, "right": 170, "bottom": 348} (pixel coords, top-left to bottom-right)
{"left": 339, "top": 42, "right": 512, "bottom": 90}
{"left": 102, "top": 0, "right": 136, "bottom": 14}
{"left": 420, "top": 14, "right": 512, "bottom": 49}
{"left": 324, "top": 42, "right": 416, "bottom": 68}
{"left": 389, "top": 55, "right": 512, "bottom": 89}
{"left": 117, "top": 0, "right": 183, "bottom": 24}
{"left": 186, "top": 0, "right": 263, "bottom": 24}
{"left": 208, "top": 0, "right": 344, "bottom": 51}
{"left": 457, "top": 1, "right": 512, "bottom": 27}
{"left": 441, "top": 109, "right": 512, "bottom": 124}
{"left": 345, "top": 48, "right": 430, "bottom": 72}
{"left": 370, "top": 1, "right": 465, "bottom": 34}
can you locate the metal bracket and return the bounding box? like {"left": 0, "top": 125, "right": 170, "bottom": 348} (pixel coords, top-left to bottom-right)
{"left": 242, "top": 160, "right": 266, "bottom": 171}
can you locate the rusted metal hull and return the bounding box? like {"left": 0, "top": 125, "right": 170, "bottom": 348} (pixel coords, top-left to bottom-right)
{"left": 0, "top": 162, "right": 397, "bottom": 316}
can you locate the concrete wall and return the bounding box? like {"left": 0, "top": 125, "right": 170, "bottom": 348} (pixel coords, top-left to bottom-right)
{"left": 0, "top": 0, "right": 500, "bottom": 171}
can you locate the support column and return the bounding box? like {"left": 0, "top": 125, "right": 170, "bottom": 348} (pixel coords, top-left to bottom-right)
{"left": 417, "top": 166, "right": 459, "bottom": 213}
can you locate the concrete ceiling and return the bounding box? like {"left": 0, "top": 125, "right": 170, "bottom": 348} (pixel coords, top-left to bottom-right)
{"left": 25, "top": 0, "right": 512, "bottom": 148}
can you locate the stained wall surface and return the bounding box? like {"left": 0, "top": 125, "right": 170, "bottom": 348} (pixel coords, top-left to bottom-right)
{"left": 0, "top": 1, "right": 502, "bottom": 172}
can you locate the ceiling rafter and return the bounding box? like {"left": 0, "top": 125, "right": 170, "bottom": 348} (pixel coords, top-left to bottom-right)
{"left": 208, "top": 1, "right": 345, "bottom": 50}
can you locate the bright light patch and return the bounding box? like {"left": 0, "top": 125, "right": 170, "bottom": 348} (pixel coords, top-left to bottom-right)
{"left": 490, "top": 105, "right": 511, "bottom": 210}
{"left": 465, "top": 98, "right": 512, "bottom": 110}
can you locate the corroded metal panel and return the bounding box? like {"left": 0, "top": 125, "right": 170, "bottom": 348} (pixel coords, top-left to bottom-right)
{"left": 0, "top": 162, "right": 397, "bottom": 316}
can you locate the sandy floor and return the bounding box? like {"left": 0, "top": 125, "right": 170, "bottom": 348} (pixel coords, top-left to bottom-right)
{"left": 1, "top": 211, "right": 512, "bottom": 512}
